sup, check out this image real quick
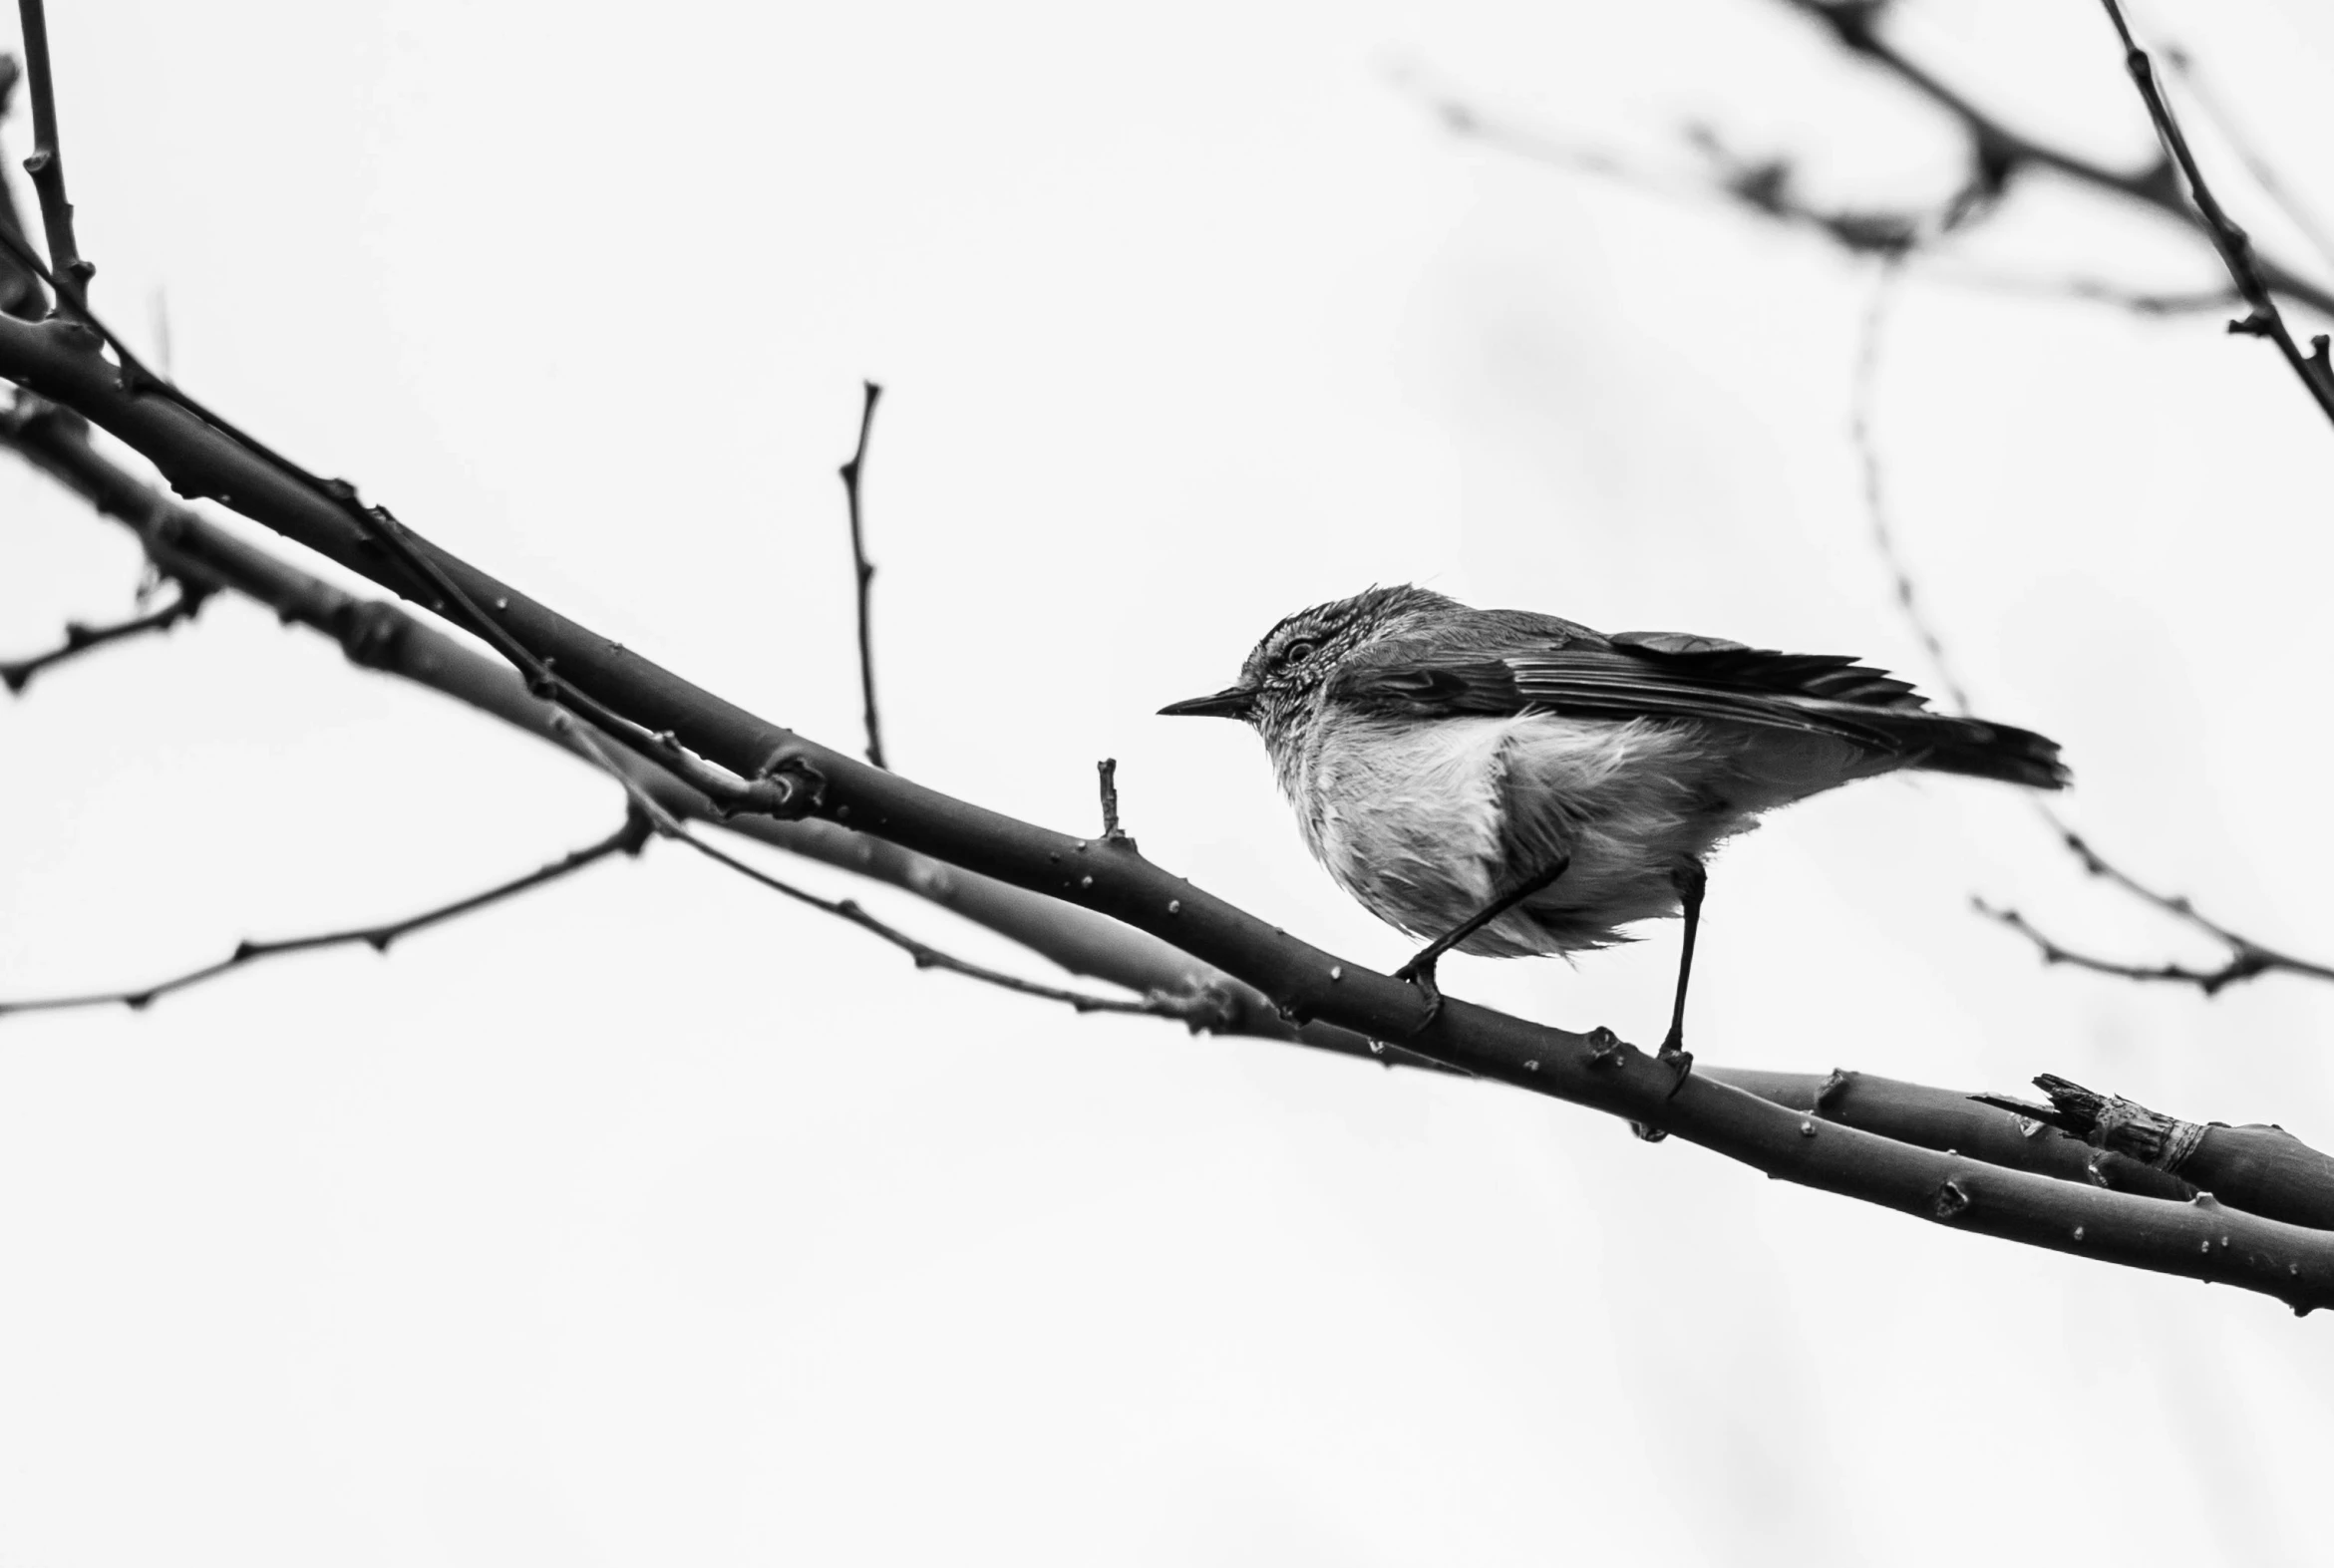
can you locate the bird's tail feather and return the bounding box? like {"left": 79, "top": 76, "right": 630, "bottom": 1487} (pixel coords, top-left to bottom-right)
{"left": 1857, "top": 710, "right": 2070, "bottom": 790}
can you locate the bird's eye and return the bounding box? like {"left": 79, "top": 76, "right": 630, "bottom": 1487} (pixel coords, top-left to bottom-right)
{"left": 1281, "top": 638, "right": 1319, "bottom": 667}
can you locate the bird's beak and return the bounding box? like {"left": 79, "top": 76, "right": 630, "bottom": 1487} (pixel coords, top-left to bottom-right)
{"left": 1158, "top": 685, "right": 1256, "bottom": 721}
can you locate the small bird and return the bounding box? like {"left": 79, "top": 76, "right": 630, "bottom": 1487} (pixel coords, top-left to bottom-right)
{"left": 1160, "top": 584, "right": 2068, "bottom": 1077}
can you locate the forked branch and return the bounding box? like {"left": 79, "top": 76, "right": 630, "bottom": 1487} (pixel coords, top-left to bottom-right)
{"left": 1976, "top": 821, "right": 2334, "bottom": 996}
{"left": 2, "top": 579, "right": 207, "bottom": 693}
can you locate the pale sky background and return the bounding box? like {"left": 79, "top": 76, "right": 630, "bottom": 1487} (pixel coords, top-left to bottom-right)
{"left": 5, "top": 0, "right": 2334, "bottom": 1563}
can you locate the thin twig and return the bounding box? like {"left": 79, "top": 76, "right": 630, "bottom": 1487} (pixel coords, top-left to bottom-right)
{"left": 0, "top": 808, "right": 653, "bottom": 1018}
{"left": 1848, "top": 256, "right": 1975, "bottom": 715}
{"left": 0, "top": 397, "right": 1333, "bottom": 1058}
{"left": 1415, "top": 73, "right": 1998, "bottom": 262}
{"left": 0, "top": 55, "right": 47, "bottom": 320}
{"left": 839, "top": 379, "right": 887, "bottom": 770}
{"left": 2094, "top": 1, "right": 2334, "bottom": 428}
{"left": 1419, "top": 72, "right": 2249, "bottom": 326}
{"left": 1918, "top": 263, "right": 2237, "bottom": 317}
{"left": 1977, "top": 823, "right": 2334, "bottom": 996}
{"left": 679, "top": 827, "right": 1203, "bottom": 1022}
{"left": 2164, "top": 46, "right": 2334, "bottom": 282}
{"left": 1973, "top": 897, "right": 2277, "bottom": 995}
{"left": 12, "top": 0, "right": 88, "bottom": 315}
{"left": 551, "top": 712, "right": 1194, "bottom": 1024}
{"left": 2, "top": 581, "right": 207, "bottom": 693}
{"left": 1437, "top": 81, "right": 2243, "bottom": 321}
{"left": 1763, "top": 0, "right": 2334, "bottom": 322}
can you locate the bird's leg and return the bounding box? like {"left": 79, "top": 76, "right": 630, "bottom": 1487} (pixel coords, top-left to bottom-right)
{"left": 1656, "top": 858, "right": 1707, "bottom": 1093}
{"left": 1392, "top": 854, "right": 1572, "bottom": 1033}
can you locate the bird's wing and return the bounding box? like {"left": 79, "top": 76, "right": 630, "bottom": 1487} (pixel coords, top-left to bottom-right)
{"left": 1327, "top": 626, "right": 1930, "bottom": 750}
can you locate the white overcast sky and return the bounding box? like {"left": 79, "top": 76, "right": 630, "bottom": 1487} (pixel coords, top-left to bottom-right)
{"left": 5, "top": 0, "right": 2334, "bottom": 1563}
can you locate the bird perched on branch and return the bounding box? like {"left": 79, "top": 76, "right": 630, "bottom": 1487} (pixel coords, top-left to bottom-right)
{"left": 1161, "top": 584, "right": 2068, "bottom": 1080}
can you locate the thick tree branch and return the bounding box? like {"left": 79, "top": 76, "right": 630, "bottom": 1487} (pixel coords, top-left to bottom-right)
{"left": 5, "top": 314, "right": 2332, "bottom": 1312}
{"left": 1976, "top": 1075, "right": 2334, "bottom": 1232}
{"left": 0, "top": 397, "right": 1360, "bottom": 1053}
{"left": 1720, "top": 1067, "right": 2197, "bottom": 1204}
{"left": 0, "top": 809, "right": 653, "bottom": 1017}
{"left": 0, "top": 216, "right": 808, "bottom": 822}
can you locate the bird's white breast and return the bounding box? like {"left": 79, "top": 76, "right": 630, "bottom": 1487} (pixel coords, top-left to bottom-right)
{"left": 1289, "top": 714, "right": 1528, "bottom": 938}
{"left": 1281, "top": 710, "right": 1807, "bottom": 954}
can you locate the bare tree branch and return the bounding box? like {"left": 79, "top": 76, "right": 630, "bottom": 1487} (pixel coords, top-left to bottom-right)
{"left": 1734, "top": 10, "right": 2334, "bottom": 1000}
{"left": 2, "top": 578, "right": 207, "bottom": 693}
{"left": 0, "top": 808, "right": 653, "bottom": 1018}
{"left": 10, "top": 22, "right": 2334, "bottom": 1310}
{"left": 1916, "top": 265, "right": 2237, "bottom": 317}
{"left": 0, "top": 56, "right": 46, "bottom": 320}
{"left": 1976, "top": 1074, "right": 2334, "bottom": 1232}
{"left": 9, "top": 305, "right": 2334, "bottom": 1312}
{"left": 10, "top": 1, "right": 88, "bottom": 316}
{"left": 18, "top": 366, "right": 2334, "bottom": 1300}
{"left": 838, "top": 378, "right": 888, "bottom": 770}
{"left": 2092, "top": 0, "right": 2334, "bottom": 429}
{"left": 0, "top": 397, "right": 1319, "bottom": 1045}
{"left": 2164, "top": 45, "right": 2334, "bottom": 284}
{"left": 665, "top": 803, "right": 1205, "bottom": 1024}
{"left": 1976, "top": 821, "right": 2334, "bottom": 996}
{"left": 1847, "top": 256, "right": 1977, "bottom": 715}
{"left": 1417, "top": 74, "right": 2255, "bottom": 327}
{"left": 0, "top": 210, "right": 809, "bottom": 823}
{"left": 1768, "top": 0, "right": 2334, "bottom": 314}
{"left": 1720, "top": 1066, "right": 2198, "bottom": 1202}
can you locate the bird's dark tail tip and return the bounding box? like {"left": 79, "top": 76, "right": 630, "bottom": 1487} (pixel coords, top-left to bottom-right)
{"left": 1889, "top": 713, "right": 2070, "bottom": 790}
{"left": 1904, "top": 718, "right": 2072, "bottom": 797}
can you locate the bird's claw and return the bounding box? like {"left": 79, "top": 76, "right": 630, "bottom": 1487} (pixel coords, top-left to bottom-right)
{"left": 1655, "top": 1030, "right": 1694, "bottom": 1099}
{"left": 1391, "top": 954, "right": 1446, "bottom": 1037}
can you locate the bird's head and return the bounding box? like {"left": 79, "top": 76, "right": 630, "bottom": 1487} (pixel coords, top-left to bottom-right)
{"left": 1160, "top": 584, "right": 1458, "bottom": 749}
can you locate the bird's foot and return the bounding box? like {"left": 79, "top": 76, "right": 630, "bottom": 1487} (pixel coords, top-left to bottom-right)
{"left": 1654, "top": 1027, "right": 1694, "bottom": 1098}
{"left": 1390, "top": 952, "right": 1446, "bottom": 1037}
